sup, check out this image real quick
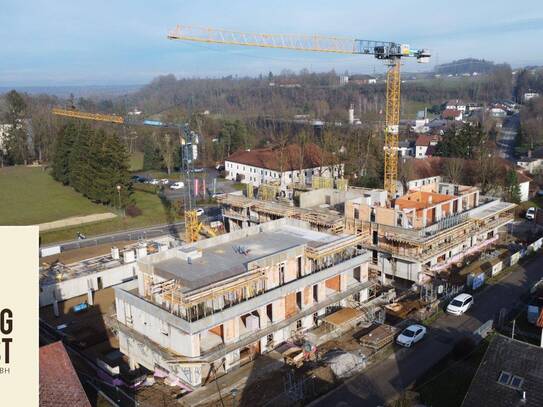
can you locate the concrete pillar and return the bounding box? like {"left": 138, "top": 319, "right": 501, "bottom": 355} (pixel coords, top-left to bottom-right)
{"left": 224, "top": 317, "right": 240, "bottom": 344}
{"left": 422, "top": 210, "right": 427, "bottom": 227}
{"left": 259, "top": 306, "right": 269, "bottom": 328}
{"left": 317, "top": 281, "right": 326, "bottom": 302}
{"left": 339, "top": 273, "right": 347, "bottom": 292}
{"left": 87, "top": 288, "right": 94, "bottom": 306}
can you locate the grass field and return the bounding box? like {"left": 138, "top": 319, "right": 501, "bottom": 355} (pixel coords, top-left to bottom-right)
{"left": 0, "top": 166, "right": 182, "bottom": 244}
{"left": 40, "top": 190, "right": 182, "bottom": 244}
{"left": 0, "top": 166, "right": 108, "bottom": 225}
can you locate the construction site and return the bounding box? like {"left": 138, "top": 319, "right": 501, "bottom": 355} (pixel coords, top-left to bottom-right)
{"left": 31, "top": 18, "right": 543, "bottom": 407}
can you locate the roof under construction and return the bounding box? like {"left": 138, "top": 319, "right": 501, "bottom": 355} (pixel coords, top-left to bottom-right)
{"left": 151, "top": 223, "right": 338, "bottom": 291}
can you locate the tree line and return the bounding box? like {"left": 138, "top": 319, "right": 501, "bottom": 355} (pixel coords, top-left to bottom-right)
{"left": 52, "top": 122, "right": 132, "bottom": 207}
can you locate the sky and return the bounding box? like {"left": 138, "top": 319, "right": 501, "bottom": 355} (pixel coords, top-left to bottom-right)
{"left": 1, "top": 0, "right": 542, "bottom": 86}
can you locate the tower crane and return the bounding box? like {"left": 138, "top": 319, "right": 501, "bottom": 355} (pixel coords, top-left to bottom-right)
{"left": 52, "top": 107, "right": 215, "bottom": 243}
{"left": 167, "top": 25, "right": 430, "bottom": 196}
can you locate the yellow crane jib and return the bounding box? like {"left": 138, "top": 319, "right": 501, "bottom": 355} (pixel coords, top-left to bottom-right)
{"left": 52, "top": 107, "right": 125, "bottom": 125}
{"left": 167, "top": 24, "right": 430, "bottom": 197}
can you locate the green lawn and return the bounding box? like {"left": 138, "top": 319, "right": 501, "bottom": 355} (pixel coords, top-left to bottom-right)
{"left": 0, "top": 166, "right": 183, "bottom": 244}
{"left": 0, "top": 166, "right": 108, "bottom": 225}
{"left": 40, "top": 190, "right": 182, "bottom": 244}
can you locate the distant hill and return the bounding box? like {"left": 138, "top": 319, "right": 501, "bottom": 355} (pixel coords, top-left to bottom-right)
{"left": 435, "top": 59, "right": 503, "bottom": 76}
{"left": 0, "top": 84, "right": 142, "bottom": 99}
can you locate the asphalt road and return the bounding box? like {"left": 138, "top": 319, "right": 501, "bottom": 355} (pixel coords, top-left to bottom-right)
{"left": 496, "top": 113, "right": 519, "bottom": 160}
{"left": 312, "top": 254, "right": 543, "bottom": 407}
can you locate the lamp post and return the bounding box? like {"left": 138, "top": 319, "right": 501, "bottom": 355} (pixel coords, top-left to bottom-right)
{"left": 230, "top": 388, "right": 238, "bottom": 407}
{"left": 116, "top": 185, "right": 123, "bottom": 217}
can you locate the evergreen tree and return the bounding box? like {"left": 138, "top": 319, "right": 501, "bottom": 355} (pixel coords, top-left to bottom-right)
{"left": 52, "top": 123, "right": 77, "bottom": 184}
{"left": 505, "top": 170, "right": 521, "bottom": 204}
{"left": 3, "top": 90, "right": 29, "bottom": 165}
{"left": 68, "top": 124, "right": 92, "bottom": 195}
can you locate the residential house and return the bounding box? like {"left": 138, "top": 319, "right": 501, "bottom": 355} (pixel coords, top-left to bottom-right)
{"left": 445, "top": 99, "right": 467, "bottom": 112}
{"left": 40, "top": 341, "right": 91, "bottom": 407}
{"left": 415, "top": 135, "right": 440, "bottom": 159}
{"left": 462, "top": 335, "right": 543, "bottom": 407}
{"left": 442, "top": 109, "right": 463, "bottom": 121}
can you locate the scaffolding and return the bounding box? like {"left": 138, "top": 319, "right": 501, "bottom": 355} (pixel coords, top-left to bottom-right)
{"left": 336, "top": 178, "right": 348, "bottom": 191}
{"left": 312, "top": 176, "right": 333, "bottom": 190}
{"left": 246, "top": 183, "right": 254, "bottom": 198}
{"left": 258, "top": 183, "right": 280, "bottom": 201}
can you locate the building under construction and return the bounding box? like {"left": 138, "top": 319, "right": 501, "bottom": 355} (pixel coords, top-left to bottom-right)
{"left": 113, "top": 218, "right": 375, "bottom": 388}
{"left": 344, "top": 181, "right": 516, "bottom": 283}
{"left": 219, "top": 185, "right": 382, "bottom": 235}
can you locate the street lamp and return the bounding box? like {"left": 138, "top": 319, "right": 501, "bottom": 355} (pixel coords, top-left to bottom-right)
{"left": 116, "top": 185, "right": 123, "bottom": 217}
{"left": 230, "top": 388, "right": 238, "bottom": 407}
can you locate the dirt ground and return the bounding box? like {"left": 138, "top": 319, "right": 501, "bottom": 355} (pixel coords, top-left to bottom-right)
{"left": 40, "top": 287, "right": 118, "bottom": 360}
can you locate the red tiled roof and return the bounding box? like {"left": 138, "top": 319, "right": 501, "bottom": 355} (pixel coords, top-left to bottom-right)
{"left": 226, "top": 143, "right": 331, "bottom": 172}
{"left": 40, "top": 341, "right": 91, "bottom": 407}
{"left": 442, "top": 109, "right": 462, "bottom": 119}
{"left": 415, "top": 135, "right": 439, "bottom": 147}
{"left": 405, "top": 157, "right": 445, "bottom": 180}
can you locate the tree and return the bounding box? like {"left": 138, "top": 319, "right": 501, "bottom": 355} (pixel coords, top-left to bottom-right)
{"left": 435, "top": 123, "right": 484, "bottom": 159}
{"left": 142, "top": 135, "right": 163, "bottom": 171}
{"left": 505, "top": 169, "right": 521, "bottom": 204}
{"left": 52, "top": 123, "right": 78, "bottom": 184}
{"left": 444, "top": 157, "right": 464, "bottom": 184}
{"left": 158, "top": 133, "right": 178, "bottom": 175}
{"left": 218, "top": 120, "right": 252, "bottom": 156}
{"left": 3, "top": 90, "right": 29, "bottom": 165}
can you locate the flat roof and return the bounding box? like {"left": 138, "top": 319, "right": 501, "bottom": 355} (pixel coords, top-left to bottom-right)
{"left": 469, "top": 200, "right": 516, "bottom": 220}
{"left": 153, "top": 225, "right": 337, "bottom": 291}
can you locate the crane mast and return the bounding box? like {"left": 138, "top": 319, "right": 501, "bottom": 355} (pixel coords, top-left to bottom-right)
{"left": 168, "top": 25, "right": 430, "bottom": 197}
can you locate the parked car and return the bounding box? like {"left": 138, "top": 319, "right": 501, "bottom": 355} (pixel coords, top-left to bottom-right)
{"left": 192, "top": 168, "right": 204, "bottom": 173}
{"left": 170, "top": 181, "right": 184, "bottom": 190}
{"left": 396, "top": 324, "right": 426, "bottom": 347}
{"left": 446, "top": 293, "right": 474, "bottom": 316}
{"left": 148, "top": 178, "right": 160, "bottom": 185}
{"left": 159, "top": 178, "right": 170, "bottom": 185}
{"left": 526, "top": 207, "right": 536, "bottom": 220}
{"left": 195, "top": 208, "right": 205, "bottom": 216}
{"left": 131, "top": 175, "right": 146, "bottom": 183}
{"left": 537, "top": 190, "right": 543, "bottom": 197}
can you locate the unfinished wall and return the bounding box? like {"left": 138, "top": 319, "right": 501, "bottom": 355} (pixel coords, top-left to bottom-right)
{"left": 285, "top": 292, "right": 298, "bottom": 318}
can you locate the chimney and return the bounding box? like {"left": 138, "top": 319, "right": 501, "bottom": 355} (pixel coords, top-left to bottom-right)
{"left": 348, "top": 104, "right": 355, "bottom": 125}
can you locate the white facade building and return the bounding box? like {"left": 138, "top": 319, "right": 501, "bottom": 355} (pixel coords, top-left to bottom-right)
{"left": 225, "top": 145, "right": 343, "bottom": 188}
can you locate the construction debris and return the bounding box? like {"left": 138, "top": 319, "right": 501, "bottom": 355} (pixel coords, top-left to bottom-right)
{"left": 359, "top": 324, "right": 398, "bottom": 350}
